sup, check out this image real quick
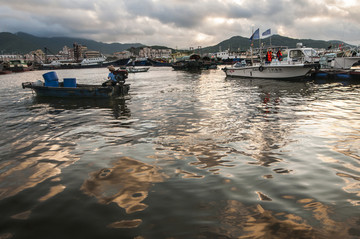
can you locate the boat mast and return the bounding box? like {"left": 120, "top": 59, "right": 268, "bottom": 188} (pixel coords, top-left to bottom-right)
{"left": 259, "top": 31, "right": 262, "bottom": 63}
{"left": 250, "top": 28, "right": 254, "bottom": 65}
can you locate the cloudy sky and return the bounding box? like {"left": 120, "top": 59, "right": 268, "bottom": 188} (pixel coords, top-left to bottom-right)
{"left": 1, "top": 0, "right": 359, "bottom": 49}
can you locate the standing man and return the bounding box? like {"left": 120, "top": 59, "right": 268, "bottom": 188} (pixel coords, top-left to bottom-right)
{"left": 277, "top": 50, "right": 283, "bottom": 61}
{"left": 266, "top": 49, "right": 273, "bottom": 64}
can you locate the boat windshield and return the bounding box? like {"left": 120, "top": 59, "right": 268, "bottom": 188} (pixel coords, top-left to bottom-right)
{"left": 303, "top": 49, "right": 318, "bottom": 57}
{"left": 289, "top": 50, "right": 304, "bottom": 59}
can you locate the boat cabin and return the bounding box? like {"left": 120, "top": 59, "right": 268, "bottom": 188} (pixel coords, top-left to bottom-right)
{"left": 255, "top": 43, "right": 320, "bottom": 65}
{"left": 286, "top": 47, "right": 319, "bottom": 63}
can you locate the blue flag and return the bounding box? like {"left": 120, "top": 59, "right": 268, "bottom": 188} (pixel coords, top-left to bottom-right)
{"left": 249, "top": 28, "right": 260, "bottom": 41}
{"left": 262, "top": 28, "right": 271, "bottom": 36}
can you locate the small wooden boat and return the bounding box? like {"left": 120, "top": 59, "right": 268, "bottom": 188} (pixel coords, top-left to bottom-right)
{"left": 22, "top": 82, "right": 130, "bottom": 98}
{"left": 22, "top": 70, "right": 130, "bottom": 98}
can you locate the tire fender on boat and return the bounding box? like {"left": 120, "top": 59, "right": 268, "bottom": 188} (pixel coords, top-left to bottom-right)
{"left": 259, "top": 65, "right": 264, "bottom": 72}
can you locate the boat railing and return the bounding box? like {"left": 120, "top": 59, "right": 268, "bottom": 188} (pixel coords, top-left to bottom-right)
{"left": 232, "top": 58, "right": 308, "bottom": 68}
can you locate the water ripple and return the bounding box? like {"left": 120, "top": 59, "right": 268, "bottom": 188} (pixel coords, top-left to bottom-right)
{"left": 0, "top": 68, "right": 359, "bottom": 238}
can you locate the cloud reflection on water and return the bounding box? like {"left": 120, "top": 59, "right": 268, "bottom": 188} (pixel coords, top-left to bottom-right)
{"left": 81, "top": 156, "right": 167, "bottom": 228}
{"left": 207, "top": 199, "right": 357, "bottom": 238}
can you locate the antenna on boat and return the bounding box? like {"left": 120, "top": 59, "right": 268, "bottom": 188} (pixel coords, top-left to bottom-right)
{"left": 259, "top": 29, "right": 262, "bottom": 58}
{"left": 250, "top": 27, "right": 254, "bottom": 66}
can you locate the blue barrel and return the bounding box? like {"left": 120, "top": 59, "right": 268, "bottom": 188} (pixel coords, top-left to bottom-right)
{"left": 43, "top": 71, "right": 59, "bottom": 87}
{"left": 44, "top": 81, "right": 59, "bottom": 87}
{"left": 63, "top": 78, "right": 76, "bottom": 88}
{"left": 43, "top": 71, "right": 59, "bottom": 82}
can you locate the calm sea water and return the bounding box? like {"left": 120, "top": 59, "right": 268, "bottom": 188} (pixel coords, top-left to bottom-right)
{"left": 0, "top": 67, "right": 359, "bottom": 239}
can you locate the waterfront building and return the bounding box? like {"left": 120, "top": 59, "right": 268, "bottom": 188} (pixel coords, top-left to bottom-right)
{"left": 171, "top": 51, "right": 191, "bottom": 62}
{"left": 214, "top": 49, "right": 243, "bottom": 60}
{"left": 0, "top": 54, "right": 24, "bottom": 61}
{"left": 59, "top": 46, "right": 73, "bottom": 59}
{"left": 84, "top": 50, "right": 101, "bottom": 58}
{"left": 139, "top": 47, "right": 172, "bottom": 59}
{"left": 114, "top": 51, "right": 132, "bottom": 59}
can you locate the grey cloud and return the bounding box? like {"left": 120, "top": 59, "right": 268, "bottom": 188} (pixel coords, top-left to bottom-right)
{"left": 122, "top": 1, "right": 205, "bottom": 28}
{"left": 0, "top": 0, "right": 359, "bottom": 48}
{"left": 122, "top": 0, "right": 253, "bottom": 28}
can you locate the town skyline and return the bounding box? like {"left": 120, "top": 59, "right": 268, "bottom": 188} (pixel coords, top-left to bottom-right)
{"left": 1, "top": 31, "right": 352, "bottom": 61}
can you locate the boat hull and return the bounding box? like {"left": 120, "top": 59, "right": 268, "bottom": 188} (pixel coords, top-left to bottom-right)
{"left": 22, "top": 83, "right": 130, "bottom": 98}
{"left": 334, "top": 57, "right": 360, "bottom": 69}
{"left": 39, "top": 58, "right": 131, "bottom": 70}
{"left": 126, "top": 67, "right": 150, "bottom": 73}
{"left": 223, "top": 64, "right": 312, "bottom": 79}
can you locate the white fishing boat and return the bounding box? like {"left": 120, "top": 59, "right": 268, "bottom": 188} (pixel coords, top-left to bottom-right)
{"left": 223, "top": 44, "right": 319, "bottom": 80}
{"left": 126, "top": 66, "right": 150, "bottom": 73}
{"left": 80, "top": 55, "right": 107, "bottom": 66}
{"left": 333, "top": 57, "right": 360, "bottom": 69}
{"left": 319, "top": 51, "right": 360, "bottom": 70}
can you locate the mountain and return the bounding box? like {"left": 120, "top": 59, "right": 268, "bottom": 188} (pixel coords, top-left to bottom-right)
{"left": 200, "top": 34, "right": 349, "bottom": 54}
{"left": 0, "top": 32, "right": 352, "bottom": 56}
{"left": 0, "top": 32, "right": 144, "bottom": 55}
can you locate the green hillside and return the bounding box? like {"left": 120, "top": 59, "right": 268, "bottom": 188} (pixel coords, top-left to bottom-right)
{"left": 0, "top": 32, "right": 352, "bottom": 55}
{"left": 0, "top": 32, "right": 144, "bottom": 55}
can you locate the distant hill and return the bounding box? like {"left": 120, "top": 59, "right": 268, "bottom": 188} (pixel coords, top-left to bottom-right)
{"left": 0, "top": 32, "right": 144, "bottom": 55}
{"left": 0, "top": 32, "right": 352, "bottom": 55}
{"left": 200, "top": 34, "right": 350, "bottom": 54}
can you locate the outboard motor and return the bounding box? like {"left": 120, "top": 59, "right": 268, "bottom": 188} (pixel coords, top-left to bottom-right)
{"left": 113, "top": 69, "right": 128, "bottom": 84}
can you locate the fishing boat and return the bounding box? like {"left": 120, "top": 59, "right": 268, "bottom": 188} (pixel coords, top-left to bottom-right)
{"left": 319, "top": 52, "right": 360, "bottom": 70}
{"left": 171, "top": 54, "right": 204, "bottom": 71}
{"left": 172, "top": 60, "right": 200, "bottom": 71}
{"left": 171, "top": 54, "right": 218, "bottom": 71}
{"left": 310, "top": 47, "right": 360, "bottom": 80}
{"left": 22, "top": 71, "right": 130, "bottom": 98}
{"left": 214, "top": 49, "right": 244, "bottom": 65}
{"left": 147, "top": 58, "right": 172, "bottom": 67}
{"left": 22, "top": 82, "right": 130, "bottom": 98}
{"left": 40, "top": 57, "right": 131, "bottom": 70}
{"left": 0, "top": 62, "right": 12, "bottom": 74}
{"left": 126, "top": 66, "right": 150, "bottom": 73}
{"left": 8, "top": 60, "right": 32, "bottom": 72}
{"left": 126, "top": 57, "right": 152, "bottom": 66}
{"left": 223, "top": 44, "right": 319, "bottom": 80}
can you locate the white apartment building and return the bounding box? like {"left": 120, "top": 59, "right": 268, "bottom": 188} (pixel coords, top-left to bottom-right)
{"left": 139, "top": 47, "right": 172, "bottom": 59}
